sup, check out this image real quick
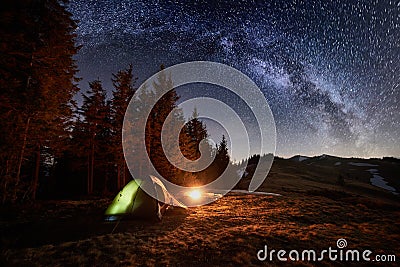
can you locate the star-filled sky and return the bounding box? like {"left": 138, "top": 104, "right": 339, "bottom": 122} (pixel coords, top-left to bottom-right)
{"left": 69, "top": 0, "right": 399, "bottom": 159}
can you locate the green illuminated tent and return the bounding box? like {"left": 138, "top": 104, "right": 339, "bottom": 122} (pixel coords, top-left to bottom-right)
{"left": 105, "top": 175, "right": 186, "bottom": 221}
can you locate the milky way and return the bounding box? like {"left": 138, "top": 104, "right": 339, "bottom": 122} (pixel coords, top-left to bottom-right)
{"left": 69, "top": 0, "right": 400, "bottom": 158}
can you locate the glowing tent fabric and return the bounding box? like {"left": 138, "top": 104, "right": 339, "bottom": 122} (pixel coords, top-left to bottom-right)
{"left": 105, "top": 175, "right": 186, "bottom": 220}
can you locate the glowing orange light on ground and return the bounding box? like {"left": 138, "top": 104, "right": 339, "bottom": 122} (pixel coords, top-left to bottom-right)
{"left": 188, "top": 189, "right": 202, "bottom": 200}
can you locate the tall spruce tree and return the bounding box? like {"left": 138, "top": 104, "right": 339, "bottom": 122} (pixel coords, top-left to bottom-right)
{"left": 79, "top": 80, "right": 109, "bottom": 194}
{"left": 0, "top": 0, "right": 79, "bottom": 202}
{"left": 146, "top": 65, "right": 181, "bottom": 183}
{"left": 123, "top": 83, "right": 155, "bottom": 181}
{"left": 180, "top": 108, "right": 215, "bottom": 185}
{"left": 184, "top": 108, "right": 208, "bottom": 160}
{"left": 110, "top": 65, "right": 137, "bottom": 189}
{"left": 213, "top": 135, "right": 230, "bottom": 180}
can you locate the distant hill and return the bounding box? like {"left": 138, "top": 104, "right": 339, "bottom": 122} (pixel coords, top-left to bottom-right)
{"left": 288, "top": 155, "right": 310, "bottom": 162}
{"left": 235, "top": 154, "right": 400, "bottom": 200}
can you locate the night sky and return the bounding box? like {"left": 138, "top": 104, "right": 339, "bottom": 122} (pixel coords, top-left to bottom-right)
{"left": 69, "top": 0, "right": 399, "bottom": 159}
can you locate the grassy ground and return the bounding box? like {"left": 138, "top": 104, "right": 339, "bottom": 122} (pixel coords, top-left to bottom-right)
{"left": 1, "top": 157, "right": 399, "bottom": 266}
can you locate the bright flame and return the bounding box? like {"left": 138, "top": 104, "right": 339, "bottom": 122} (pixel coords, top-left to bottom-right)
{"left": 188, "top": 189, "right": 202, "bottom": 200}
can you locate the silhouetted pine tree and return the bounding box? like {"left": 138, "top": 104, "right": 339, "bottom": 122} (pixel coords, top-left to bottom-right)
{"left": 214, "top": 135, "right": 230, "bottom": 179}
{"left": 180, "top": 109, "right": 215, "bottom": 185}
{"left": 184, "top": 108, "right": 208, "bottom": 160}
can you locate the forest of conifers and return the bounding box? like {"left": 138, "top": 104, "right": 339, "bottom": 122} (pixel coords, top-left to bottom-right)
{"left": 0, "top": 0, "right": 232, "bottom": 203}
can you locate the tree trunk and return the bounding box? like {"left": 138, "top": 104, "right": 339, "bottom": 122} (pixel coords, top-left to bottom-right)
{"left": 123, "top": 162, "right": 129, "bottom": 186}
{"left": 14, "top": 50, "right": 34, "bottom": 201}
{"left": 32, "top": 143, "right": 41, "bottom": 200}
{"left": 15, "top": 116, "right": 31, "bottom": 200}
{"left": 116, "top": 162, "right": 121, "bottom": 191}
{"left": 88, "top": 136, "right": 95, "bottom": 194}
{"left": 103, "top": 167, "right": 109, "bottom": 196}
{"left": 87, "top": 136, "right": 93, "bottom": 195}
{"left": 87, "top": 153, "right": 90, "bottom": 194}
{"left": 139, "top": 158, "right": 142, "bottom": 178}
{"left": 2, "top": 159, "right": 10, "bottom": 203}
